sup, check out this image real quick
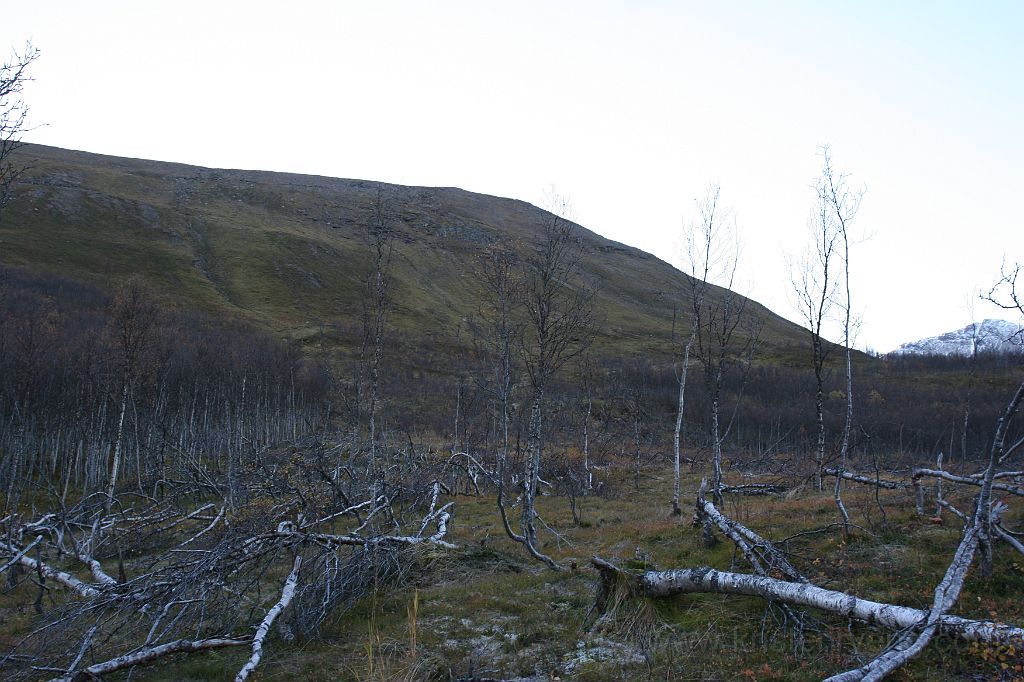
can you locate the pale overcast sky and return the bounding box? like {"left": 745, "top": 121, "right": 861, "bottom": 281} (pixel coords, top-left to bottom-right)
{"left": 4, "top": 1, "right": 1022, "bottom": 352}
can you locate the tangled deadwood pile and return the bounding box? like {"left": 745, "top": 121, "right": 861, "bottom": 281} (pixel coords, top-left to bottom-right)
{"left": 0, "top": 441, "right": 457, "bottom": 681}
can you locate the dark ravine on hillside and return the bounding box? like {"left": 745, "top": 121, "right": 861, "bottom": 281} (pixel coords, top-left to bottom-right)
{"left": 0, "top": 144, "right": 807, "bottom": 366}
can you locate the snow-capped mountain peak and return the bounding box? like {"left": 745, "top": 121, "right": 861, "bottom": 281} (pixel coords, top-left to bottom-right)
{"left": 891, "top": 319, "right": 1023, "bottom": 356}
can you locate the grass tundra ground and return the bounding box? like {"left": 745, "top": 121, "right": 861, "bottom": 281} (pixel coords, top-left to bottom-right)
{"left": 3, "top": 454, "right": 1019, "bottom": 681}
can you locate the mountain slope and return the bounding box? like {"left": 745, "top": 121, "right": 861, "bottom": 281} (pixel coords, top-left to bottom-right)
{"left": 891, "top": 319, "right": 1023, "bottom": 356}
{"left": 1, "top": 144, "right": 809, "bottom": 366}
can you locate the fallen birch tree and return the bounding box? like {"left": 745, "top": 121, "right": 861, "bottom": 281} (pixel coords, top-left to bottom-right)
{"left": 49, "top": 638, "right": 250, "bottom": 682}
{"left": 696, "top": 480, "right": 805, "bottom": 582}
{"left": 821, "top": 467, "right": 908, "bottom": 490}
{"left": 912, "top": 467, "right": 1024, "bottom": 497}
{"left": 589, "top": 559, "right": 1024, "bottom": 644}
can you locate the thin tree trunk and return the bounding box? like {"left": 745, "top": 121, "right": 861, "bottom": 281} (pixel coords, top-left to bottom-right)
{"left": 672, "top": 334, "right": 693, "bottom": 515}
{"left": 711, "top": 395, "right": 723, "bottom": 506}
{"left": 53, "top": 638, "right": 249, "bottom": 682}
{"left": 834, "top": 327, "right": 853, "bottom": 536}
{"left": 520, "top": 389, "right": 559, "bottom": 570}
{"left": 633, "top": 406, "right": 642, "bottom": 492}
{"left": 814, "top": 337, "right": 826, "bottom": 491}
{"left": 582, "top": 391, "right": 592, "bottom": 492}
{"left": 496, "top": 391, "right": 524, "bottom": 543}
{"left": 105, "top": 383, "right": 129, "bottom": 514}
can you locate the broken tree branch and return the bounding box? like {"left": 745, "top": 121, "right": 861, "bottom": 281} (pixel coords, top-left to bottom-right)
{"left": 50, "top": 637, "right": 249, "bottom": 682}
{"left": 696, "top": 481, "right": 805, "bottom": 582}
{"left": 912, "top": 468, "right": 1024, "bottom": 497}
{"left": 821, "top": 467, "right": 908, "bottom": 490}
{"left": 0, "top": 540, "right": 100, "bottom": 598}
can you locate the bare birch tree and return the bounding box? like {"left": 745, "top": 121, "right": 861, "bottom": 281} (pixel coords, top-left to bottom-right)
{"left": 518, "top": 199, "right": 595, "bottom": 569}
{"left": 359, "top": 189, "right": 394, "bottom": 476}
{"left": 0, "top": 461, "right": 458, "bottom": 681}
{"left": 682, "top": 186, "right": 753, "bottom": 514}
{"left": 470, "top": 246, "right": 525, "bottom": 543}
{"left": 593, "top": 357, "right": 1024, "bottom": 679}
{"left": 817, "top": 147, "right": 863, "bottom": 536}
{"left": 105, "top": 280, "right": 157, "bottom": 513}
{"left": 986, "top": 260, "right": 1023, "bottom": 339}
{"left": 790, "top": 164, "right": 841, "bottom": 490}
{"left": 579, "top": 352, "right": 595, "bottom": 491}
{"left": 0, "top": 42, "right": 39, "bottom": 220}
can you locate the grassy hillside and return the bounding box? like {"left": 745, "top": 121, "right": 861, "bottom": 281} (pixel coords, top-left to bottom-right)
{"left": 0, "top": 144, "right": 808, "bottom": 368}
{"left": 1, "top": 147, "right": 1022, "bottom": 682}
{"left": 4, "top": 145, "right": 1021, "bottom": 459}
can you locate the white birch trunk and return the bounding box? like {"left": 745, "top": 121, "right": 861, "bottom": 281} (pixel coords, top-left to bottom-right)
{"left": 672, "top": 333, "right": 694, "bottom": 515}
{"left": 822, "top": 467, "right": 908, "bottom": 490}
{"left": 697, "top": 484, "right": 804, "bottom": 582}
{"left": 235, "top": 555, "right": 302, "bottom": 682}
{"left": 72, "top": 548, "right": 118, "bottom": 587}
{"left": 913, "top": 468, "right": 1024, "bottom": 497}
{"left": 592, "top": 560, "right": 1024, "bottom": 644}
{"left": 105, "top": 383, "right": 129, "bottom": 513}
{"left": 51, "top": 638, "right": 247, "bottom": 682}
{"left": 0, "top": 539, "right": 100, "bottom": 598}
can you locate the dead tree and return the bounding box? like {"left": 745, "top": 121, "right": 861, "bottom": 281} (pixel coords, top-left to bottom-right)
{"left": 817, "top": 147, "right": 863, "bottom": 537}
{"left": 105, "top": 280, "right": 158, "bottom": 513}
{"left": 985, "top": 261, "right": 1023, "bottom": 344}
{"left": 824, "top": 380, "right": 1024, "bottom": 679}
{"left": 0, "top": 42, "right": 39, "bottom": 220}
{"left": 822, "top": 466, "right": 907, "bottom": 490}
{"left": 790, "top": 157, "right": 842, "bottom": 490}
{"left": 518, "top": 199, "right": 595, "bottom": 569}
{"left": 682, "top": 186, "right": 757, "bottom": 518}
{"left": 579, "top": 353, "right": 595, "bottom": 492}
{"left": 589, "top": 560, "right": 1023, "bottom": 644}
{"left": 594, "top": 255, "right": 1024, "bottom": 673}
{"left": 913, "top": 467, "right": 1024, "bottom": 499}
{"left": 235, "top": 554, "right": 302, "bottom": 682}
{"left": 591, "top": 371, "right": 1024, "bottom": 679}
{"left": 625, "top": 378, "right": 647, "bottom": 492}
{"left": 358, "top": 189, "right": 395, "bottom": 476}
{"left": 469, "top": 246, "right": 526, "bottom": 543}
{"left": 695, "top": 479, "right": 805, "bottom": 582}
{"left": 52, "top": 638, "right": 250, "bottom": 682}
